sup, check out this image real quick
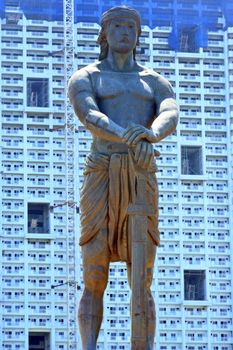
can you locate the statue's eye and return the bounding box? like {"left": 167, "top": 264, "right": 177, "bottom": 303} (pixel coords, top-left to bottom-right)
{"left": 115, "top": 24, "right": 120, "bottom": 28}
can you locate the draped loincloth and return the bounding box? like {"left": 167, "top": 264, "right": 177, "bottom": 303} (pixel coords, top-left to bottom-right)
{"left": 79, "top": 151, "right": 160, "bottom": 262}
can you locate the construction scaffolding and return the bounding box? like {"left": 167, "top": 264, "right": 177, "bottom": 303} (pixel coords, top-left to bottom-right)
{"left": 20, "top": 0, "right": 63, "bottom": 21}
{"left": 4, "top": 0, "right": 232, "bottom": 51}
{"left": 0, "top": 0, "right": 5, "bottom": 18}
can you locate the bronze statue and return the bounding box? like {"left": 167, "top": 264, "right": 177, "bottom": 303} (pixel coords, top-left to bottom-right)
{"left": 68, "top": 6, "right": 178, "bottom": 349}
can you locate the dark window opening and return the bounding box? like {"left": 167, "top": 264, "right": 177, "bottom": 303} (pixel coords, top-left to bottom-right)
{"left": 28, "top": 203, "right": 49, "bottom": 234}
{"left": 184, "top": 270, "right": 206, "bottom": 301}
{"left": 29, "top": 332, "right": 50, "bottom": 350}
{"left": 27, "top": 78, "right": 49, "bottom": 107}
{"left": 179, "top": 27, "right": 198, "bottom": 52}
{"left": 181, "top": 146, "right": 202, "bottom": 175}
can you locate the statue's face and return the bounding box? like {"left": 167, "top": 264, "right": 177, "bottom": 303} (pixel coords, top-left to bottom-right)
{"left": 106, "top": 17, "right": 138, "bottom": 54}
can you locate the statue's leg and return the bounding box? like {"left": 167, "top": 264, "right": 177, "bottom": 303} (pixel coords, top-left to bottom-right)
{"left": 127, "top": 238, "right": 157, "bottom": 350}
{"left": 78, "top": 228, "right": 110, "bottom": 350}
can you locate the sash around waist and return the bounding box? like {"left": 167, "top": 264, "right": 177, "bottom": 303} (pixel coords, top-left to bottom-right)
{"left": 79, "top": 151, "right": 160, "bottom": 262}
{"left": 83, "top": 151, "right": 158, "bottom": 175}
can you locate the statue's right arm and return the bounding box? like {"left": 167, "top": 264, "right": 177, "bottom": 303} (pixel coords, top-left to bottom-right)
{"left": 68, "top": 69, "right": 125, "bottom": 143}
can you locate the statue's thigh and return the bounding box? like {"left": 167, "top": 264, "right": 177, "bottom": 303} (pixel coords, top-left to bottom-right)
{"left": 81, "top": 228, "right": 110, "bottom": 292}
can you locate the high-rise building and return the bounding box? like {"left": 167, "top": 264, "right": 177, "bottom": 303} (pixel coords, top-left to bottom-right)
{"left": 1, "top": 1, "right": 233, "bottom": 349}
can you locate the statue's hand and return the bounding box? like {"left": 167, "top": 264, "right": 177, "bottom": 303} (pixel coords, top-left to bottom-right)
{"left": 132, "top": 140, "right": 155, "bottom": 170}
{"left": 123, "top": 122, "right": 158, "bottom": 146}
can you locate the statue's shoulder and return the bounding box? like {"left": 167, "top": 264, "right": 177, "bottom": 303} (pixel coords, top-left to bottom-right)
{"left": 141, "top": 66, "right": 173, "bottom": 93}
{"left": 138, "top": 64, "right": 174, "bottom": 99}
{"left": 68, "top": 61, "right": 102, "bottom": 96}
{"left": 71, "top": 61, "right": 101, "bottom": 80}
{"left": 140, "top": 65, "right": 168, "bottom": 83}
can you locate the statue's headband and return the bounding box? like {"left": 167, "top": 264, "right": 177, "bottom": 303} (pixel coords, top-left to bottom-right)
{"left": 100, "top": 6, "right": 141, "bottom": 32}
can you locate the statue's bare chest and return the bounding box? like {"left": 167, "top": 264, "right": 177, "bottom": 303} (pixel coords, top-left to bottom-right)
{"left": 94, "top": 71, "right": 154, "bottom": 102}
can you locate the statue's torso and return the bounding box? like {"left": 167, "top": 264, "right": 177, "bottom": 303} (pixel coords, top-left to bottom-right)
{"left": 87, "top": 62, "right": 157, "bottom": 154}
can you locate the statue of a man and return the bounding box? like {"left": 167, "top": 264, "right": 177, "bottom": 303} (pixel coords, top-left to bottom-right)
{"left": 68, "top": 6, "right": 178, "bottom": 349}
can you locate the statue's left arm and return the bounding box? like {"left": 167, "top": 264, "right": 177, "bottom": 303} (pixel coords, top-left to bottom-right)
{"left": 123, "top": 74, "right": 179, "bottom": 145}
{"left": 152, "top": 74, "right": 179, "bottom": 142}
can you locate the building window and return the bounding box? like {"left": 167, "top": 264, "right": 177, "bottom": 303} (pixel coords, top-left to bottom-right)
{"left": 179, "top": 27, "right": 198, "bottom": 52}
{"left": 28, "top": 203, "right": 49, "bottom": 234}
{"left": 181, "top": 146, "right": 202, "bottom": 175}
{"left": 27, "top": 78, "right": 48, "bottom": 107}
{"left": 184, "top": 270, "right": 206, "bottom": 301}
{"left": 29, "top": 332, "right": 50, "bottom": 350}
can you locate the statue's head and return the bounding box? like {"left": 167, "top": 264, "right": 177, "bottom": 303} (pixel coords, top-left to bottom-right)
{"left": 97, "top": 6, "right": 141, "bottom": 61}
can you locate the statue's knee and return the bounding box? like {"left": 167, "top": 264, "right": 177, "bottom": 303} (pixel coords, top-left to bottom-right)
{"left": 84, "top": 264, "right": 108, "bottom": 295}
